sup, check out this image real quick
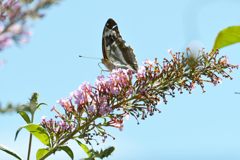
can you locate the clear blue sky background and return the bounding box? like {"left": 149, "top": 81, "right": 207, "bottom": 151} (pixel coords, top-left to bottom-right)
{"left": 1, "top": 0, "right": 240, "bottom": 159}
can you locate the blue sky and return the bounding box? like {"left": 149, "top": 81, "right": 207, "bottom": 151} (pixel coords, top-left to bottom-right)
{"left": 1, "top": 0, "right": 240, "bottom": 159}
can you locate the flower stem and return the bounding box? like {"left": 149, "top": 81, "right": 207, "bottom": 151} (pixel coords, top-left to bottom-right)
{"left": 27, "top": 113, "right": 34, "bottom": 160}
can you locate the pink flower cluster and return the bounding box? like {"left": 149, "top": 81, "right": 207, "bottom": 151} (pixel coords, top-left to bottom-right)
{"left": 41, "top": 116, "right": 75, "bottom": 136}
{"left": 0, "top": 0, "right": 30, "bottom": 50}
{"left": 0, "top": 0, "right": 59, "bottom": 52}
{"left": 0, "top": 0, "right": 21, "bottom": 21}
{"left": 68, "top": 69, "right": 134, "bottom": 117}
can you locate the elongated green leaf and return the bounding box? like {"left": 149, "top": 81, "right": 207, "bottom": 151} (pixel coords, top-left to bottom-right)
{"left": 36, "top": 148, "right": 49, "bottom": 160}
{"left": 15, "top": 126, "right": 24, "bottom": 141}
{"left": 213, "top": 26, "right": 240, "bottom": 49}
{"left": 15, "top": 124, "right": 50, "bottom": 146}
{"left": 58, "top": 146, "right": 74, "bottom": 160}
{"left": 18, "top": 111, "right": 31, "bottom": 123}
{"left": 98, "top": 146, "right": 115, "bottom": 159}
{"left": 75, "top": 140, "right": 90, "bottom": 156}
{"left": 0, "top": 144, "right": 22, "bottom": 160}
{"left": 36, "top": 103, "right": 47, "bottom": 110}
{"left": 84, "top": 157, "right": 94, "bottom": 160}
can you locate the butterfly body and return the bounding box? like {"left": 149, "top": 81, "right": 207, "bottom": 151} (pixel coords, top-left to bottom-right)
{"left": 102, "top": 18, "right": 138, "bottom": 71}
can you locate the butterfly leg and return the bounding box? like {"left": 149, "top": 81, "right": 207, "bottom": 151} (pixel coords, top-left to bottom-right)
{"left": 98, "top": 62, "right": 109, "bottom": 74}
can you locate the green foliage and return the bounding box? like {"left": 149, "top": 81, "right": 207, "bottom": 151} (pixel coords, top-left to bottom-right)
{"left": 0, "top": 103, "right": 26, "bottom": 114}
{"left": 58, "top": 146, "right": 74, "bottom": 160}
{"left": 213, "top": 26, "right": 240, "bottom": 49}
{"left": 15, "top": 124, "right": 50, "bottom": 146}
{"left": 76, "top": 140, "right": 115, "bottom": 160}
{"left": 0, "top": 93, "right": 46, "bottom": 114}
{"left": 18, "top": 111, "right": 31, "bottom": 124}
{"left": 27, "top": 92, "right": 47, "bottom": 114}
{"left": 86, "top": 147, "right": 115, "bottom": 160}
{"left": 94, "top": 146, "right": 115, "bottom": 159}
{"left": 15, "top": 93, "right": 49, "bottom": 146}
{"left": 36, "top": 148, "right": 49, "bottom": 160}
{"left": 76, "top": 140, "right": 91, "bottom": 157}
{"left": 0, "top": 144, "right": 22, "bottom": 160}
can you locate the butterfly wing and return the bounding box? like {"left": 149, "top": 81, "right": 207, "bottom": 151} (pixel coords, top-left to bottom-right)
{"left": 102, "top": 18, "right": 138, "bottom": 71}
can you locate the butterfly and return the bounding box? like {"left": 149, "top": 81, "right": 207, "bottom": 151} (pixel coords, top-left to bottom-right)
{"left": 102, "top": 18, "right": 138, "bottom": 72}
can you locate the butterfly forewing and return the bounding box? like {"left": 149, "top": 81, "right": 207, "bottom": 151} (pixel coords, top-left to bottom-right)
{"left": 102, "top": 18, "right": 138, "bottom": 71}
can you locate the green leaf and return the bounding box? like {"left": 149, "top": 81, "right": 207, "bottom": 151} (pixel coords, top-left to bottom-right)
{"left": 83, "top": 158, "right": 95, "bottom": 160}
{"left": 36, "top": 103, "right": 47, "bottom": 110}
{"left": 18, "top": 111, "right": 31, "bottom": 123}
{"left": 36, "top": 148, "right": 49, "bottom": 160}
{"left": 75, "top": 140, "right": 90, "bottom": 156}
{"left": 15, "top": 124, "right": 50, "bottom": 146}
{"left": 15, "top": 127, "right": 23, "bottom": 141}
{"left": 98, "top": 146, "right": 115, "bottom": 159}
{"left": 58, "top": 146, "right": 74, "bottom": 160}
{"left": 0, "top": 144, "right": 22, "bottom": 160}
{"left": 213, "top": 26, "right": 240, "bottom": 50}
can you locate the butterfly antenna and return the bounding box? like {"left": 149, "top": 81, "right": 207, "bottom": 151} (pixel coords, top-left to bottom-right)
{"left": 78, "top": 55, "right": 101, "bottom": 60}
